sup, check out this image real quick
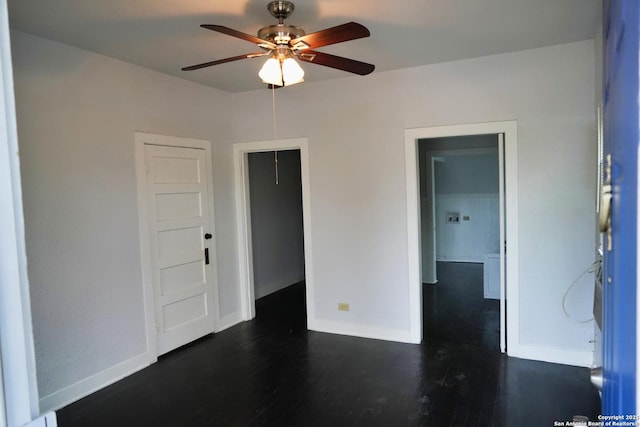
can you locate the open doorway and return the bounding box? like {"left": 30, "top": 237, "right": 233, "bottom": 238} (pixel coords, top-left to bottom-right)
{"left": 247, "top": 150, "right": 306, "bottom": 323}
{"left": 233, "top": 138, "right": 316, "bottom": 328}
{"left": 419, "top": 135, "right": 501, "bottom": 351}
{"left": 404, "top": 121, "right": 518, "bottom": 353}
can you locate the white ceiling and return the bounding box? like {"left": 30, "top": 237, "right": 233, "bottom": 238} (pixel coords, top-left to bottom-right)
{"left": 8, "top": 0, "right": 600, "bottom": 93}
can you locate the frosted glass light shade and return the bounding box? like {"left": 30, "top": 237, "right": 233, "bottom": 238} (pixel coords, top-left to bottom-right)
{"left": 259, "top": 58, "right": 283, "bottom": 86}
{"left": 258, "top": 57, "right": 305, "bottom": 87}
{"left": 281, "top": 58, "right": 304, "bottom": 86}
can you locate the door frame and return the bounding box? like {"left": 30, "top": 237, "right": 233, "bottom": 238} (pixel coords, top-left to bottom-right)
{"left": 404, "top": 120, "right": 518, "bottom": 352}
{"left": 0, "top": 0, "right": 41, "bottom": 422}
{"left": 134, "top": 132, "right": 220, "bottom": 359}
{"left": 233, "top": 138, "right": 315, "bottom": 326}
{"left": 420, "top": 153, "right": 443, "bottom": 284}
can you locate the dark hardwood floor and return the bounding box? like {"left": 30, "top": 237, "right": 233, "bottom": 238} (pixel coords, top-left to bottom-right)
{"left": 57, "top": 262, "right": 600, "bottom": 426}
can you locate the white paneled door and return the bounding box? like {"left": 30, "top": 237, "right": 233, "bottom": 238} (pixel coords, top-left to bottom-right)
{"left": 141, "top": 140, "right": 218, "bottom": 355}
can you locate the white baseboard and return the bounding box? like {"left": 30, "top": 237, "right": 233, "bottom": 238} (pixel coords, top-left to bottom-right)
{"left": 216, "top": 311, "right": 243, "bottom": 332}
{"left": 39, "top": 351, "right": 155, "bottom": 413}
{"left": 509, "top": 343, "right": 593, "bottom": 367}
{"left": 310, "top": 319, "right": 420, "bottom": 344}
{"left": 39, "top": 312, "right": 246, "bottom": 413}
{"left": 436, "top": 256, "right": 483, "bottom": 263}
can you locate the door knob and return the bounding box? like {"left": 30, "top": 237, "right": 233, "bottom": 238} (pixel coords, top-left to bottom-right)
{"left": 204, "top": 233, "right": 212, "bottom": 239}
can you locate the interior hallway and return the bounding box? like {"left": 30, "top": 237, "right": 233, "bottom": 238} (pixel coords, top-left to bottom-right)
{"left": 56, "top": 262, "right": 600, "bottom": 426}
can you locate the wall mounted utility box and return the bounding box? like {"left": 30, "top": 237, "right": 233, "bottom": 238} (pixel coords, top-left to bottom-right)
{"left": 446, "top": 211, "right": 460, "bottom": 223}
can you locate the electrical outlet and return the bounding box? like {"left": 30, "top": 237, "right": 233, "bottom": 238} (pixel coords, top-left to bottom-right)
{"left": 338, "top": 303, "right": 350, "bottom": 312}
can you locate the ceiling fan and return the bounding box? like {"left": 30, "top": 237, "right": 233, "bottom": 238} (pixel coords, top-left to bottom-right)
{"left": 182, "top": 1, "right": 375, "bottom": 87}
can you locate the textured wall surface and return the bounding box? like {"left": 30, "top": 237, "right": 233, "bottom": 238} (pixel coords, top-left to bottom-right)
{"left": 11, "top": 31, "right": 235, "bottom": 403}
{"left": 12, "top": 30, "right": 597, "bottom": 408}
{"left": 232, "top": 40, "right": 597, "bottom": 356}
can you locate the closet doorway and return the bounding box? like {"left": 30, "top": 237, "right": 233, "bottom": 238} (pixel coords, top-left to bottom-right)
{"left": 248, "top": 149, "right": 305, "bottom": 320}
{"left": 405, "top": 121, "right": 518, "bottom": 354}
{"left": 419, "top": 135, "right": 501, "bottom": 352}
{"left": 233, "top": 138, "right": 316, "bottom": 327}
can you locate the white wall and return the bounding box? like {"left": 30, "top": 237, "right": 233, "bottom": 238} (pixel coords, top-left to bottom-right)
{"left": 10, "top": 31, "right": 238, "bottom": 410}
{"left": 232, "top": 40, "right": 597, "bottom": 363}
{"left": 248, "top": 150, "right": 305, "bottom": 299}
{"left": 434, "top": 152, "right": 499, "bottom": 195}
{"left": 434, "top": 152, "right": 500, "bottom": 262}
{"left": 11, "top": 29, "right": 597, "bottom": 411}
{"left": 435, "top": 193, "right": 499, "bottom": 262}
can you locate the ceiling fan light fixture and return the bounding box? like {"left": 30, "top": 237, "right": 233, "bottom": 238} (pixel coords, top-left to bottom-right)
{"left": 258, "top": 56, "right": 304, "bottom": 87}
{"left": 281, "top": 57, "right": 304, "bottom": 85}
{"left": 259, "top": 57, "right": 283, "bottom": 86}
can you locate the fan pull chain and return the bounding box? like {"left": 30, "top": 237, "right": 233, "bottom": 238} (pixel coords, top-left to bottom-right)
{"left": 272, "top": 84, "right": 277, "bottom": 139}
{"left": 272, "top": 85, "right": 279, "bottom": 185}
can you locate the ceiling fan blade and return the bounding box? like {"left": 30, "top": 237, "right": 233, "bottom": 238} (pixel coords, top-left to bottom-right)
{"left": 290, "top": 22, "right": 370, "bottom": 50}
{"left": 201, "top": 25, "right": 276, "bottom": 48}
{"left": 298, "top": 51, "right": 375, "bottom": 75}
{"left": 182, "top": 52, "right": 267, "bottom": 71}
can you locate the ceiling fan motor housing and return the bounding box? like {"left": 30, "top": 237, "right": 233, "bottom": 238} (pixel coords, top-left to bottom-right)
{"left": 258, "top": 24, "right": 305, "bottom": 45}
{"left": 267, "top": 1, "right": 295, "bottom": 21}
{"left": 259, "top": 1, "right": 304, "bottom": 45}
